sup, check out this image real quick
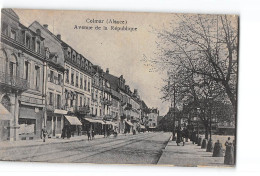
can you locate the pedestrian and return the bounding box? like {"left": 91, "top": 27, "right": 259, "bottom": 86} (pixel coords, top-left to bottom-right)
{"left": 182, "top": 130, "right": 186, "bottom": 146}
{"left": 176, "top": 128, "right": 182, "bottom": 146}
{"left": 67, "top": 126, "right": 71, "bottom": 139}
{"left": 92, "top": 129, "right": 95, "bottom": 140}
{"left": 61, "top": 127, "right": 66, "bottom": 139}
{"left": 42, "top": 127, "right": 48, "bottom": 142}
{"left": 224, "top": 137, "right": 234, "bottom": 165}
{"left": 87, "top": 130, "right": 91, "bottom": 141}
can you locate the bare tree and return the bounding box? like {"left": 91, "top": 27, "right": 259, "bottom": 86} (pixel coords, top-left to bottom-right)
{"left": 146, "top": 14, "right": 238, "bottom": 114}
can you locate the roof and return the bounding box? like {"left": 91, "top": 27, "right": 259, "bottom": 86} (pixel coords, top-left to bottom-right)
{"left": 104, "top": 72, "right": 120, "bottom": 91}
{"left": 2, "top": 9, "right": 19, "bottom": 22}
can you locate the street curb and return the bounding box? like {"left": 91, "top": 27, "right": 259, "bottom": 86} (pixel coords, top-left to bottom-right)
{"left": 156, "top": 133, "right": 172, "bottom": 164}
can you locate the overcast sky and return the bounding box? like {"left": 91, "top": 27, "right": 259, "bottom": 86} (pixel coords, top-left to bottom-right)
{"left": 14, "top": 9, "right": 174, "bottom": 115}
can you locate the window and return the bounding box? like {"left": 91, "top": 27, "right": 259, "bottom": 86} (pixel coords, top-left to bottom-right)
{"left": 58, "top": 74, "right": 62, "bottom": 85}
{"left": 84, "top": 80, "right": 87, "bottom": 91}
{"left": 9, "top": 62, "right": 16, "bottom": 76}
{"left": 24, "top": 61, "right": 30, "bottom": 80}
{"left": 80, "top": 77, "right": 83, "bottom": 89}
{"left": 57, "top": 94, "right": 61, "bottom": 109}
{"left": 35, "top": 66, "right": 40, "bottom": 90}
{"left": 75, "top": 74, "right": 79, "bottom": 87}
{"left": 87, "top": 98, "right": 90, "bottom": 105}
{"left": 36, "top": 41, "right": 40, "bottom": 53}
{"left": 1, "top": 23, "right": 8, "bottom": 36}
{"left": 26, "top": 35, "right": 31, "bottom": 48}
{"left": 50, "top": 70, "right": 54, "bottom": 83}
{"left": 49, "top": 92, "right": 53, "bottom": 105}
{"left": 70, "top": 99, "right": 73, "bottom": 107}
{"left": 66, "top": 69, "right": 69, "bottom": 83}
{"left": 88, "top": 80, "right": 90, "bottom": 92}
{"left": 10, "top": 28, "right": 16, "bottom": 40}
{"left": 68, "top": 51, "right": 71, "bottom": 58}
{"left": 71, "top": 72, "right": 74, "bottom": 85}
{"left": 80, "top": 97, "right": 82, "bottom": 107}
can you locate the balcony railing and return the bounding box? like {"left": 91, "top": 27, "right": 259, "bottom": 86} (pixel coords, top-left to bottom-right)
{"left": 102, "top": 99, "right": 112, "bottom": 106}
{"left": 0, "top": 71, "right": 29, "bottom": 91}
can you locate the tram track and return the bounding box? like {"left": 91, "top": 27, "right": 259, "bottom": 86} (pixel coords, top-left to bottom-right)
{"left": 2, "top": 132, "right": 157, "bottom": 162}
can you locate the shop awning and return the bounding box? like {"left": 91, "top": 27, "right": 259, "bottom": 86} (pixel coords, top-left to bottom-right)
{"left": 65, "top": 116, "right": 82, "bottom": 125}
{"left": 105, "top": 121, "right": 118, "bottom": 126}
{"left": 94, "top": 120, "right": 105, "bottom": 125}
{"left": 0, "top": 104, "right": 13, "bottom": 120}
{"left": 124, "top": 120, "right": 134, "bottom": 126}
{"left": 140, "top": 125, "right": 146, "bottom": 129}
{"left": 84, "top": 118, "right": 96, "bottom": 123}
{"left": 54, "top": 109, "right": 68, "bottom": 115}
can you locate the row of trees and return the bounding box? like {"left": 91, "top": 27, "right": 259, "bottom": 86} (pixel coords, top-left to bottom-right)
{"left": 145, "top": 14, "right": 238, "bottom": 138}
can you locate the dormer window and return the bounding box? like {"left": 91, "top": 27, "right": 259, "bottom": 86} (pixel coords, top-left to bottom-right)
{"left": 45, "top": 48, "right": 50, "bottom": 59}
{"left": 73, "top": 54, "right": 76, "bottom": 62}
{"left": 36, "top": 41, "right": 40, "bottom": 53}
{"left": 26, "top": 35, "right": 31, "bottom": 49}
{"left": 10, "top": 28, "right": 16, "bottom": 40}
{"left": 1, "top": 23, "right": 8, "bottom": 36}
{"left": 68, "top": 51, "right": 71, "bottom": 58}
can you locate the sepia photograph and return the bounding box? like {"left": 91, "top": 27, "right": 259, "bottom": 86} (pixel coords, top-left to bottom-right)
{"left": 0, "top": 8, "right": 238, "bottom": 167}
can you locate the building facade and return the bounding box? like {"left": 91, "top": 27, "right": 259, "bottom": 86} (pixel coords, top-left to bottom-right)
{"left": 1, "top": 9, "right": 45, "bottom": 141}
{"left": 29, "top": 22, "right": 67, "bottom": 138}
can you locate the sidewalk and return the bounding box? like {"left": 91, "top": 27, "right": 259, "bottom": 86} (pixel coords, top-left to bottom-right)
{"left": 0, "top": 134, "right": 106, "bottom": 150}
{"left": 158, "top": 138, "right": 229, "bottom": 167}
{"left": 0, "top": 132, "right": 140, "bottom": 150}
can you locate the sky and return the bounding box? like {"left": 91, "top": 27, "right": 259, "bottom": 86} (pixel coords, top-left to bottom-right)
{"left": 13, "top": 9, "right": 175, "bottom": 115}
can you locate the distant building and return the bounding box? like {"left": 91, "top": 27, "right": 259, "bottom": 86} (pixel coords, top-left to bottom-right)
{"left": 148, "top": 108, "right": 159, "bottom": 129}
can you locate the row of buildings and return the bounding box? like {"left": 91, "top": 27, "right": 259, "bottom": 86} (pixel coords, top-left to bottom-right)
{"left": 0, "top": 9, "right": 159, "bottom": 141}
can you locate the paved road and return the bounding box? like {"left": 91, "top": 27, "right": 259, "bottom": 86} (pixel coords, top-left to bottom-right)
{"left": 0, "top": 132, "right": 171, "bottom": 164}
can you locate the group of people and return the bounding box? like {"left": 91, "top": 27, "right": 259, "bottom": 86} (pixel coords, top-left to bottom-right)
{"left": 87, "top": 130, "right": 95, "bottom": 140}
{"left": 61, "top": 126, "right": 72, "bottom": 139}
{"left": 176, "top": 127, "right": 189, "bottom": 146}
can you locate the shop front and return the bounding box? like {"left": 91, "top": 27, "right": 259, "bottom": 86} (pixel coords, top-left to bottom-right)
{"left": 124, "top": 120, "right": 133, "bottom": 134}
{"left": 0, "top": 103, "right": 12, "bottom": 141}
{"left": 18, "top": 105, "right": 43, "bottom": 140}
{"left": 46, "top": 109, "right": 67, "bottom": 138}
{"left": 64, "top": 115, "right": 82, "bottom": 137}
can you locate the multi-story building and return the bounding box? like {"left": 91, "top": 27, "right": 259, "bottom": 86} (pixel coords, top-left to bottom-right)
{"left": 148, "top": 108, "right": 159, "bottom": 129}
{"left": 59, "top": 38, "right": 92, "bottom": 135}
{"left": 29, "top": 22, "right": 67, "bottom": 138}
{"left": 0, "top": 9, "right": 45, "bottom": 141}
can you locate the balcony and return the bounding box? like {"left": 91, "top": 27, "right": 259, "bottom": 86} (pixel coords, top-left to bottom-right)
{"left": 76, "top": 105, "right": 90, "bottom": 114}
{"left": 0, "top": 71, "right": 29, "bottom": 92}
{"left": 102, "top": 99, "right": 112, "bottom": 106}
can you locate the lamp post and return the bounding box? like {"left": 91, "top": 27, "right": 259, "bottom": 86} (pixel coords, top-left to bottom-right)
{"left": 207, "top": 96, "right": 214, "bottom": 152}
{"left": 172, "top": 81, "right": 176, "bottom": 141}
{"left": 196, "top": 108, "right": 200, "bottom": 143}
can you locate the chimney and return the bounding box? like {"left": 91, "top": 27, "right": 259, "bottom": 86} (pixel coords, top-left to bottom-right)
{"left": 43, "top": 24, "right": 48, "bottom": 29}
{"left": 57, "top": 34, "right": 61, "bottom": 40}
{"left": 134, "top": 89, "right": 138, "bottom": 95}
{"left": 106, "top": 68, "right": 109, "bottom": 74}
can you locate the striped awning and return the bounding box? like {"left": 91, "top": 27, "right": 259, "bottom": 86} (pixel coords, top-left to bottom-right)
{"left": 65, "top": 116, "right": 82, "bottom": 125}
{"left": 0, "top": 104, "right": 12, "bottom": 120}
{"left": 94, "top": 120, "right": 105, "bottom": 125}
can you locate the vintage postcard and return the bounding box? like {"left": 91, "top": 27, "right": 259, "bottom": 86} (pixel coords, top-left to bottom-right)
{"left": 0, "top": 8, "right": 238, "bottom": 167}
